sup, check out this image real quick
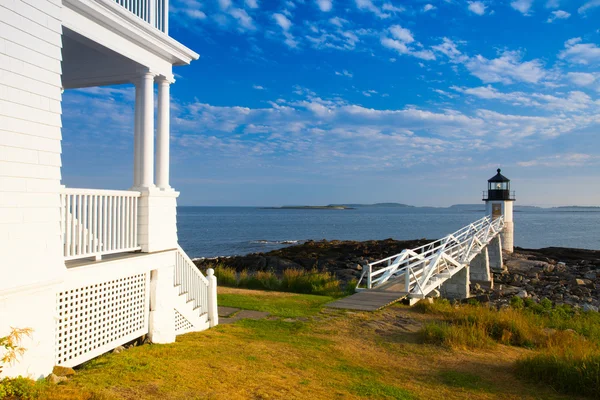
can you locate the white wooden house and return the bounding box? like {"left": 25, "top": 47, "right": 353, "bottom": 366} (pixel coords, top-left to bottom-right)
{"left": 0, "top": 0, "right": 218, "bottom": 379}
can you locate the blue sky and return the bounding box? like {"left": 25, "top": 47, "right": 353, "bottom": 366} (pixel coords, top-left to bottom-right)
{"left": 61, "top": 0, "right": 600, "bottom": 207}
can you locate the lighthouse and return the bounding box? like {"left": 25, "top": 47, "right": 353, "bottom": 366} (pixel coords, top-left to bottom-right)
{"left": 483, "top": 169, "right": 515, "bottom": 253}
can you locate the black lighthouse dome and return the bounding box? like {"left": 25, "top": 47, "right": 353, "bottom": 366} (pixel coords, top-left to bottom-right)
{"left": 483, "top": 169, "right": 515, "bottom": 201}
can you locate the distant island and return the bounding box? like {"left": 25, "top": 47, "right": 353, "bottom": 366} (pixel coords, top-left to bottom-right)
{"left": 262, "top": 205, "right": 354, "bottom": 210}
{"left": 262, "top": 202, "right": 415, "bottom": 210}
{"left": 328, "top": 203, "right": 414, "bottom": 208}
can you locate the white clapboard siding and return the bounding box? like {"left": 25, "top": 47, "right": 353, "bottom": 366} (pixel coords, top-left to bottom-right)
{"left": 0, "top": 5, "right": 62, "bottom": 47}
{"left": 0, "top": 0, "right": 65, "bottom": 296}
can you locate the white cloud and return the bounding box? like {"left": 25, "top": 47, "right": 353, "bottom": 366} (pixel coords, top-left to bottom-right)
{"left": 423, "top": 4, "right": 436, "bottom": 12}
{"left": 382, "top": 3, "right": 405, "bottom": 12}
{"left": 253, "top": 85, "right": 266, "bottom": 90}
{"left": 559, "top": 38, "right": 600, "bottom": 65}
{"left": 218, "top": 0, "right": 232, "bottom": 10}
{"left": 578, "top": 0, "right": 600, "bottom": 14}
{"left": 465, "top": 51, "right": 546, "bottom": 84}
{"left": 454, "top": 85, "right": 598, "bottom": 112}
{"left": 316, "top": 0, "right": 333, "bottom": 12}
{"left": 355, "top": 0, "right": 390, "bottom": 18}
{"left": 229, "top": 8, "right": 255, "bottom": 30}
{"left": 545, "top": 0, "right": 560, "bottom": 8}
{"left": 511, "top": 0, "right": 533, "bottom": 15}
{"left": 380, "top": 25, "right": 435, "bottom": 60}
{"left": 389, "top": 25, "right": 414, "bottom": 43}
{"left": 567, "top": 72, "right": 597, "bottom": 86}
{"left": 547, "top": 10, "right": 570, "bottom": 22}
{"left": 273, "top": 13, "right": 292, "bottom": 31}
{"left": 245, "top": 0, "right": 259, "bottom": 8}
{"left": 518, "top": 153, "right": 599, "bottom": 167}
{"left": 432, "top": 38, "right": 465, "bottom": 61}
{"left": 381, "top": 37, "right": 436, "bottom": 60}
{"left": 452, "top": 85, "right": 533, "bottom": 104}
{"left": 468, "top": 1, "right": 486, "bottom": 15}
{"left": 335, "top": 70, "right": 353, "bottom": 78}
{"left": 329, "top": 17, "right": 347, "bottom": 26}
{"left": 185, "top": 9, "right": 207, "bottom": 19}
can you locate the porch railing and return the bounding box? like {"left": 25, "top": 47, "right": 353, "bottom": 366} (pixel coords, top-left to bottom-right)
{"left": 60, "top": 188, "right": 141, "bottom": 261}
{"left": 113, "top": 0, "right": 169, "bottom": 33}
{"left": 174, "top": 246, "right": 210, "bottom": 317}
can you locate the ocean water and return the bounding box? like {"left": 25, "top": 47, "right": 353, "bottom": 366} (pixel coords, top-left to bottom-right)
{"left": 176, "top": 206, "right": 600, "bottom": 258}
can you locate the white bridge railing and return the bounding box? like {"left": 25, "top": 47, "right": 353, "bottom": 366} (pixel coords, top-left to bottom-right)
{"left": 113, "top": 0, "right": 169, "bottom": 33}
{"left": 174, "top": 246, "right": 210, "bottom": 317}
{"left": 60, "top": 188, "right": 141, "bottom": 261}
{"left": 357, "top": 215, "right": 504, "bottom": 298}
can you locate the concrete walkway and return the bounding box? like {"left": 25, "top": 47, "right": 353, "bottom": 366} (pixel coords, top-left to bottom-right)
{"left": 218, "top": 306, "right": 270, "bottom": 324}
{"left": 326, "top": 291, "right": 407, "bottom": 311}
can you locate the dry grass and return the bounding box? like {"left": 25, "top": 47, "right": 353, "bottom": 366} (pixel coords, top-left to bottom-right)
{"left": 38, "top": 290, "right": 581, "bottom": 400}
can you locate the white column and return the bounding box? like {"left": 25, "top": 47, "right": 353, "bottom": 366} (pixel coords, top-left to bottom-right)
{"left": 140, "top": 72, "right": 155, "bottom": 188}
{"left": 156, "top": 77, "right": 171, "bottom": 190}
{"left": 133, "top": 79, "right": 142, "bottom": 187}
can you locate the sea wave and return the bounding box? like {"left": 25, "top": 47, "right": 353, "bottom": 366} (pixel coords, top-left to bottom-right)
{"left": 250, "top": 239, "right": 303, "bottom": 245}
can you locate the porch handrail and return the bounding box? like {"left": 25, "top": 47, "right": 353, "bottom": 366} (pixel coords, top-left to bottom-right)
{"left": 174, "top": 246, "right": 210, "bottom": 317}
{"left": 60, "top": 188, "right": 141, "bottom": 261}
{"left": 113, "top": 0, "right": 169, "bottom": 33}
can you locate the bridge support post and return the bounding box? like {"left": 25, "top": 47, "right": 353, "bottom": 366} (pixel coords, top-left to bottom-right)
{"left": 440, "top": 266, "right": 470, "bottom": 300}
{"left": 469, "top": 247, "right": 493, "bottom": 289}
{"left": 488, "top": 235, "right": 505, "bottom": 272}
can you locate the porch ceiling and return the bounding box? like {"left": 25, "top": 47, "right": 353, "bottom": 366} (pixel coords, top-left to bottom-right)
{"left": 62, "top": 28, "right": 144, "bottom": 89}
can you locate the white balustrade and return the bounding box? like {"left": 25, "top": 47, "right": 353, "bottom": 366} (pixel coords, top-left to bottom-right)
{"left": 113, "top": 0, "right": 169, "bottom": 33}
{"left": 357, "top": 215, "right": 505, "bottom": 297}
{"left": 174, "top": 246, "right": 210, "bottom": 317}
{"left": 60, "top": 188, "right": 141, "bottom": 260}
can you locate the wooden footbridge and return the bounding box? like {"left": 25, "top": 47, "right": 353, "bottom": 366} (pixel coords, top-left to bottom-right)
{"left": 327, "top": 215, "right": 505, "bottom": 311}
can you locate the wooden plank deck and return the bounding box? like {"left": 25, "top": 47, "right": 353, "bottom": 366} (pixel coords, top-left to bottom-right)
{"left": 326, "top": 290, "right": 408, "bottom": 311}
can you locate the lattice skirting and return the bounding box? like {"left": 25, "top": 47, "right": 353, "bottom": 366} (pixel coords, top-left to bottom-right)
{"left": 56, "top": 273, "right": 150, "bottom": 367}
{"left": 174, "top": 309, "right": 194, "bottom": 333}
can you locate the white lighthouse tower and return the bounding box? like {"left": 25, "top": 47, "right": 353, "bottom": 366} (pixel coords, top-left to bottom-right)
{"left": 483, "top": 169, "right": 515, "bottom": 253}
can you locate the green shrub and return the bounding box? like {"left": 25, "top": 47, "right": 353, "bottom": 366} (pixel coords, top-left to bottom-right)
{"left": 516, "top": 350, "right": 600, "bottom": 398}
{"left": 345, "top": 279, "right": 358, "bottom": 296}
{"left": 0, "top": 376, "right": 45, "bottom": 400}
{"left": 255, "top": 271, "right": 281, "bottom": 291}
{"left": 416, "top": 299, "right": 600, "bottom": 350}
{"left": 540, "top": 298, "right": 553, "bottom": 310}
{"left": 212, "top": 265, "right": 238, "bottom": 287}
{"left": 207, "top": 265, "right": 348, "bottom": 297}
{"left": 510, "top": 296, "right": 524, "bottom": 309}
{"left": 420, "top": 321, "right": 493, "bottom": 349}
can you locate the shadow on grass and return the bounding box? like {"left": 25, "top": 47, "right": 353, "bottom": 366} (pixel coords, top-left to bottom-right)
{"left": 232, "top": 319, "right": 332, "bottom": 349}
{"left": 351, "top": 381, "right": 418, "bottom": 399}
{"left": 437, "top": 370, "right": 497, "bottom": 393}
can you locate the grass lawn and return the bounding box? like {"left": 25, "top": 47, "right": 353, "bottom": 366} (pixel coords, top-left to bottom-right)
{"left": 39, "top": 288, "right": 579, "bottom": 400}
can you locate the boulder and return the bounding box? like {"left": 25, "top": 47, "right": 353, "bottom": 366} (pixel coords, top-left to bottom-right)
{"left": 516, "top": 290, "right": 528, "bottom": 299}
{"left": 112, "top": 345, "right": 125, "bottom": 354}
{"left": 46, "top": 374, "right": 67, "bottom": 384}
{"left": 52, "top": 366, "right": 76, "bottom": 377}
{"left": 583, "top": 304, "right": 599, "bottom": 312}
{"left": 584, "top": 271, "right": 597, "bottom": 280}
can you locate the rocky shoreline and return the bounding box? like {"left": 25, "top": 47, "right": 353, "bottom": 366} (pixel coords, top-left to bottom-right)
{"left": 488, "top": 247, "right": 600, "bottom": 311}
{"left": 193, "top": 239, "right": 600, "bottom": 310}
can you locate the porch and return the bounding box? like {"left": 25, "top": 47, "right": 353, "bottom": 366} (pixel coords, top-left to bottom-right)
{"left": 53, "top": 0, "right": 213, "bottom": 370}
{"left": 59, "top": 0, "right": 199, "bottom": 263}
